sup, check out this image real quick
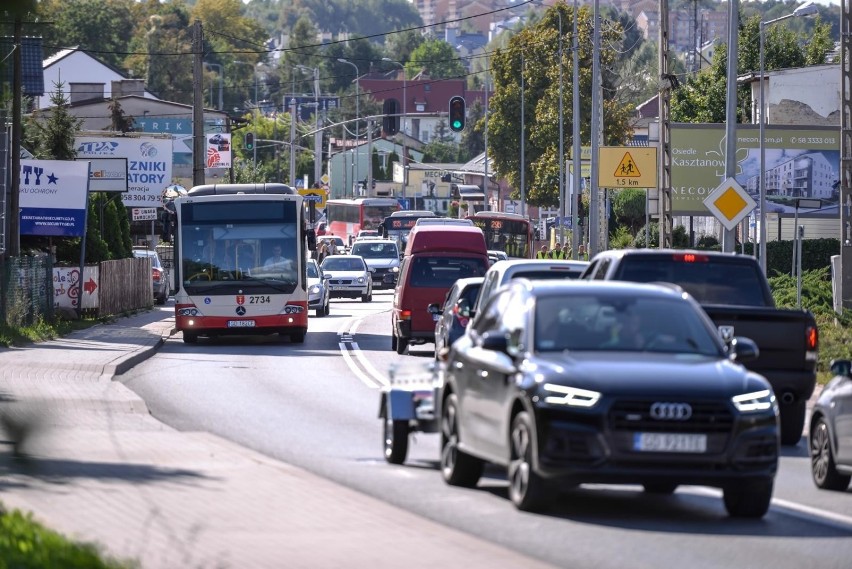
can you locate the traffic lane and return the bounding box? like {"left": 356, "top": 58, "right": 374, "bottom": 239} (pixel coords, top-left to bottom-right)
{"left": 123, "top": 303, "right": 852, "bottom": 569}
{"left": 300, "top": 300, "right": 852, "bottom": 568}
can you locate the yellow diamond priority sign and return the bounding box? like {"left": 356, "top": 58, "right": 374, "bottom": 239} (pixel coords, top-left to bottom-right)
{"left": 703, "top": 177, "right": 756, "bottom": 231}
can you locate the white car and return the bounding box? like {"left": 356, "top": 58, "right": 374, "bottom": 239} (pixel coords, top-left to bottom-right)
{"left": 320, "top": 254, "right": 373, "bottom": 302}
{"left": 306, "top": 259, "right": 330, "bottom": 317}
{"left": 350, "top": 239, "right": 400, "bottom": 289}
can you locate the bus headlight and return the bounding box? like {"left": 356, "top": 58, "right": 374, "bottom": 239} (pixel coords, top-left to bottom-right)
{"left": 178, "top": 307, "right": 199, "bottom": 317}
{"left": 283, "top": 304, "right": 305, "bottom": 314}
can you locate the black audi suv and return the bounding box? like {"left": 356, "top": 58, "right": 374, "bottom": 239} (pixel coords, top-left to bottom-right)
{"left": 438, "top": 280, "right": 779, "bottom": 517}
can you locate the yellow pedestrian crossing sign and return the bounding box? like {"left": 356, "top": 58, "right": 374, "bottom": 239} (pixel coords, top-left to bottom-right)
{"left": 598, "top": 147, "right": 657, "bottom": 188}
{"left": 614, "top": 152, "right": 641, "bottom": 177}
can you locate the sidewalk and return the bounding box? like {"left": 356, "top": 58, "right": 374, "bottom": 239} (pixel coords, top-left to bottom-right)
{"left": 0, "top": 310, "right": 554, "bottom": 569}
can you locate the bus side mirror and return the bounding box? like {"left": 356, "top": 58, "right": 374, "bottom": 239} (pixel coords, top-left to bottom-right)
{"left": 307, "top": 229, "right": 317, "bottom": 252}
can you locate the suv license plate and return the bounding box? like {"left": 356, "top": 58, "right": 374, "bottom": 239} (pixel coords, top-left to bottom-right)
{"left": 633, "top": 433, "right": 707, "bottom": 453}
{"left": 227, "top": 320, "right": 256, "bottom": 328}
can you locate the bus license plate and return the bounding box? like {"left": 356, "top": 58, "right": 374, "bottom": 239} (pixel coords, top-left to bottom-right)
{"left": 633, "top": 433, "right": 707, "bottom": 453}
{"left": 227, "top": 320, "right": 256, "bottom": 328}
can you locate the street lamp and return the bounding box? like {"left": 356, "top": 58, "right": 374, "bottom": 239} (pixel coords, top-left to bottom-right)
{"left": 203, "top": 62, "right": 223, "bottom": 110}
{"left": 758, "top": 1, "right": 818, "bottom": 273}
{"left": 338, "top": 58, "right": 360, "bottom": 198}
{"left": 295, "top": 64, "right": 322, "bottom": 187}
{"left": 383, "top": 58, "right": 407, "bottom": 202}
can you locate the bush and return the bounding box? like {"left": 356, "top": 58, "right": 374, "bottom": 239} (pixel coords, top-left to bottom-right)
{"left": 0, "top": 506, "right": 135, "bottom": 568}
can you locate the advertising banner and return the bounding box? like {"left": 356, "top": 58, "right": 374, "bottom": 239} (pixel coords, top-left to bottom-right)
{"left": 76, "top": 136, "right": 173, "bottom": 207}
{"left": 671, "top": 124, "right": 840, "bottom": 217}
{"left": 19, "top": 159, "right": 90, "bottom": 237}
{"left": 78, "top": 157, "right": 128, "bottom": 192}
{"left": 206, "top": 132, "right": 232, "bottom": 168}
{"left": 53, "top": 266, "right": 99, "bottom": 311}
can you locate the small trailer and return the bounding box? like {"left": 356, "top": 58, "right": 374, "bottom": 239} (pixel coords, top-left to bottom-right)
{"left": 378, "top": 361, "right": 442, "bottom": 464}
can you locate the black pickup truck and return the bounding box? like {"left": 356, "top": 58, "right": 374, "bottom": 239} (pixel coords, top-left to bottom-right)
{"left": 581, "top": 249, "right": 818, "bottom": 445}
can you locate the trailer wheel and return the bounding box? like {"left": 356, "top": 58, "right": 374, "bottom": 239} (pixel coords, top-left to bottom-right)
{"left": 383, "top": 415, "right": 409, "bottom": 464}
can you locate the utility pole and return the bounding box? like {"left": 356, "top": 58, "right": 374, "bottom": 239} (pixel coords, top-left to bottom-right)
{"left": 571, "top": 0, "right": 581, "bottom": 259}
{"left": 9, "top": 16, "right": 22, "bottom": 256}
{"left": 589, "top": 0, "right": 602, "bottom": 255}
{"left": 192, "top": 19, "right": 205, "bottom": 187}
{"left": 367, "top": 120, "right": 374, "bottom": 195}
{"left": 841, "top": 0, "right": 852, "bottom": 308}
{"left": 289, "top": 98, "right": 297, "bottom": 186}
{"left": 658, "top": 0, "right": 673, "bottom": 248}
{"left": 722, "top": 0, "right": 739, "bottom": 252}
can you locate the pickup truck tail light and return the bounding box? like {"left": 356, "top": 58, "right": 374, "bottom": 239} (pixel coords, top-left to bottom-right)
{"left": 400, "top": 309, "right": 412, "bottom": 321}
{"left": 806, "top": 325, "right": 818, "bottom": 350}
{"left": 152, "top": 267, "right": 163, "bottom": 283}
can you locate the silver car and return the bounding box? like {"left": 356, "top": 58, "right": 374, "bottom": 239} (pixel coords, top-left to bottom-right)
{"left": 320, "top": 255, "right": 373, "bottom": 302}
{"left": 307, "top": 259, "right": 330, "bottom": 317}
{"left": 132, "top": 248, "right": 169, "bottom": 305}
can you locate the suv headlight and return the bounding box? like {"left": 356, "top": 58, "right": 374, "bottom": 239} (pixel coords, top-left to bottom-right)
{"left": 542, "top": 383, "right": 601, "bottom": 408}
{"left": 309, "top": 284, "right": 322, "bottom": 295}
{"left": 357, "top": 276, "right": 365, "bottom": 283}
{"left": 732, "top": 389, "right": 776, "bottom": 413}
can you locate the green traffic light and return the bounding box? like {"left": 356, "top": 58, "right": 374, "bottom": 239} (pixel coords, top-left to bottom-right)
{"left": 452, "top": 120, "right": 462, "bottom": 129}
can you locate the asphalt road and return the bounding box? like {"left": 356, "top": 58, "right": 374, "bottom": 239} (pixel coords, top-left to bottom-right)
{"left": 122, "top": 290, "right": 852, "bottom": 569}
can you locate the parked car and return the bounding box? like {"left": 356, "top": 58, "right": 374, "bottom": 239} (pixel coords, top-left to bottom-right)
{"left": 306, "top": 259, "right": 330, "bottom": 317}
{"left": 320, "top": 254, "right": 373, "bottom": 302}
{"left": 809, "top": 358, "right": 852, "bottom": 491}
{"left": 438, "top": 279, "right": 778, "bottom": 517}
{"left": 350, "top": 239, "right": 400, "bottom": 289}
{"left": 356, "top": 229, "right": 380, "bottom": 240}
{"left": 430, "top": 277, "right": 483, "bottom": 358}
{"left": 132, "top": 247, "right": 169, "bottom": 305}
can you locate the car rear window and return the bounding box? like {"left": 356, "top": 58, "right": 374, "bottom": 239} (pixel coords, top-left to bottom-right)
{"left": 614, "top": 257, "right": 768, "bottom": 306}
{"left": 509, "top": 269, "right": 583, "bottom": 282}
{"left": 410, "top": 257, "right": 488, "bottom": 287}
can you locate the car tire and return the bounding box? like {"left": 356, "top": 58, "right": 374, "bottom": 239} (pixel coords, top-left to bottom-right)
{"left": 395, "top": 336, "right": 409, "bottom": 355}
{"left": 723, "top": 480, "right": 773, "bottom": 518}
{"left": 156, "top": 292, "right": 167, "bottom": 305}
{"left": 323, "top": 298, "right": 330, "bottom": 316}
{"left": 643, "top": 482, "right": 678, "bottom": 495}
{"left": 440, "top": 394, "right": 484, "bottom": 487}
{"left": 183, "top": 332, "right": 198, "bottom": 344}
{"left": 383, "top": 415, "right": 409, "bottom": 465}
{"left": 391, "top": 333, "right": 398, "bottom": 351}
{"left": 810, "top": 417, "right": 852, "bottom": 491}
{"left": 362, "top": 292, "right": 371, "bottom": 302}
{"left": 291, "top": 332, "right": 305, "bottom": 344}
{"left": 508, "top": 411, "right": 548, "bottom": 512}
{"left": 780, "top": 400, "right": 806, "bottom": 446}
{"left": 315, "top": 307, "right": 324, "bottom": 317}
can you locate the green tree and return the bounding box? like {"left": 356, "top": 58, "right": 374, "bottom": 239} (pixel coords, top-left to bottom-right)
{"left": 461, "top": 99, "right": 484, "bottom": 161}
{"left": 671, "top": 13, "right": 834, "bottom": 124}
{"left": 36, "top": 0, "right": 136, "bottom": 69}
{"left": 611, "top": 188, "right": 647, "bottom": 236}
{"left": 26, "top": 84, "right": 81, "bottom": 160}
{"left": 406, "top": 39, "right": 466, "bottom": 79}
{"left": 422, "top": 140, "right": 458, "bottom": 163}
{"left": 488, "top": 4, "right": 633, "bottom": 207}
{"left": 384, "top": 29, "right": 424, "bottom": 64}
{"left": 125, "top": 4, "right": 193, "bottom": 105}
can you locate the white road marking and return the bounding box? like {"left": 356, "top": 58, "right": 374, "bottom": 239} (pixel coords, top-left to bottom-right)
{"left": 351, "top": 342, "right": 390, "bottom": 387}
{"left": 338, "top": 342, "right": 382, "bottom": 388}
{"left": 688, "top": 486, "right": 852, "bottom": 532}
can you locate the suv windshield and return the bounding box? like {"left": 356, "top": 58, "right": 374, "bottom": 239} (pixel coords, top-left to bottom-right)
{"left": 351, "top": 242, "right": 398, "bottom": 258}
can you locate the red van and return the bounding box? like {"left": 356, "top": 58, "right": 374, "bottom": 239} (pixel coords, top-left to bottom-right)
{"left": 391, "top": 225, "right": 489, "bottom": 354}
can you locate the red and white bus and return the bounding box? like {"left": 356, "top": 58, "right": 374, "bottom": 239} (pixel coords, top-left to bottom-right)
{"left": 324, "top": 197, "right": 400, "bottom": 240}
{"left": 467, "top": 211, "right": 534, "bottom": 258}
{"left": 173, "top": 183, "right": 313, "bottom": 344}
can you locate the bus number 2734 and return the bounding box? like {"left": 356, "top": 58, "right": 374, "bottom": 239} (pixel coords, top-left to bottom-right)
{"left": 249, "top": 295, "right": 271, "bottom": 304}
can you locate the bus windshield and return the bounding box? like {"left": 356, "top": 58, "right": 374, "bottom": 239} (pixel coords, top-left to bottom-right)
{"left": 468, "top": 214, "right": 532, "bottom": 258}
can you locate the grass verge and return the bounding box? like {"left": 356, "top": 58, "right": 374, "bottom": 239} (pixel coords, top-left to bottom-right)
{"left": 0, "top": 504, "right": 137, "bottom": 569}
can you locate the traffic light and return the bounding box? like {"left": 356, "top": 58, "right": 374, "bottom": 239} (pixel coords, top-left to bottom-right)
{"left": 244, "top": 132, "right": 255, "bottom": 150}
{"left": 449, "top": 96, "right": 466, "bottom": 133}
{"left": 382, "top": 99, "right": 399, "bottom": 135}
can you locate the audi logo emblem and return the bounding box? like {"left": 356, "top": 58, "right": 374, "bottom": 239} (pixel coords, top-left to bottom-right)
{"left": 649, "top": 402, "right": 693, "bottom": 421}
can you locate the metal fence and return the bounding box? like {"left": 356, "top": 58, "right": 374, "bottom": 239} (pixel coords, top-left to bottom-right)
{"left": 0, "top": 255, "right": 54, "bottom": 327}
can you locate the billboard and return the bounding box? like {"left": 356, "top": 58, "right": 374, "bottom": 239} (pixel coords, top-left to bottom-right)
{"left": 671, "top": 124, "right": 840, "bottom": 217}
{"left": 75, "top": 136, "right": 173, "bottom": 208}
{"left": 78, "top": 157, "right": 128, "bottom": 192}
{"left": 19, "top": 159, "right": 90, "bottom": 237}
{"left": 206, "top": 132, "right": 231, "bottom": 168}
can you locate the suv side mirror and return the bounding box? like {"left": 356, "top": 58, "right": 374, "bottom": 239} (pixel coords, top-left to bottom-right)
{"left": 729, "top": 336, "right": 759, "bottom": 363}
{"left": 830, "top": 358, "right": 852, "bottom": 378}
{"left": 480, "top": 331, "right": 509, "bottom": 353}
{"left": 427, "top": 303, "right": 442, "bottom": 315}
